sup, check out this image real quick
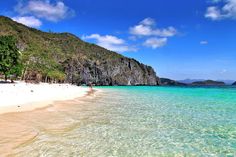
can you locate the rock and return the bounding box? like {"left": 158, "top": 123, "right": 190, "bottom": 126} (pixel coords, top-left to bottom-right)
{"left": 64, "top": 58, "right": 159, "bottom": 86}
{"left": 232, "top": 82, "right": 236, "bottom": 86}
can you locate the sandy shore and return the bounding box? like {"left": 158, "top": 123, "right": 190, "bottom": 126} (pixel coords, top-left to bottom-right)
{"left": 0, "top": 81, "right": 90, "bottom": 114}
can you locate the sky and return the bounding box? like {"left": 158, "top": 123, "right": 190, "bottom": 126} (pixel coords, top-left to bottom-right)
{"left": 1, "top": 0, "right": 236, "bottom": 80}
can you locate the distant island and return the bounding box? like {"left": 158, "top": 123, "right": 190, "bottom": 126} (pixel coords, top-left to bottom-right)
{"left": 179, "top": 79, "right": 235, "bottom": 85}
{"left": 159, "top": 79, "right": 236, "bottom": 86}
{"left": 191, "top": 80, "right": 225, "bottom": 86}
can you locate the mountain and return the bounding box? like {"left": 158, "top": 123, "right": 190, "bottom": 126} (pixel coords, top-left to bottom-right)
{"left": 0, "top": 16, "right": 159, "bottom": 85}
{"left": 232, "top": 82, "right": 236, "bottom": 86}
{"left": 178, "top": 79, "right": 205, "bottom": 84}
{"left": 179, "top": 79, "right": 234, "bottom": 85}
{"left": 217, "top": 80, "right": 235, "bottom": 85}
{"left": 191, "top": 80, "right": 225, "bottom": 86}
{"left": 160, "top": 78, "right": 187, "bottom": 86}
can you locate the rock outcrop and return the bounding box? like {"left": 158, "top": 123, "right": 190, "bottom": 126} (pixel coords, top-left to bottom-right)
{"left": 64, "top": 57, "right": 158, "bottom": 85}
{"left": 232, "top": 82, "right": 236, "bottom": 86}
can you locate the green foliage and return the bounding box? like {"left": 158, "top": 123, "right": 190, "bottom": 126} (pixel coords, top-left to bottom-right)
{"left": 0, "top": 16, "right": 125, "bottom": 82}
{"left": 47, "top": 70, "right": 66, "bottom": 82}
{"left": 0, "top": 35, "right": 22, "bottom": 80}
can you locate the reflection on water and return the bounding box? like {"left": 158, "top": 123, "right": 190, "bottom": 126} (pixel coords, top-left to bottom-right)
{"left": 1, "top": 87, "right": 236, "bottom": 156}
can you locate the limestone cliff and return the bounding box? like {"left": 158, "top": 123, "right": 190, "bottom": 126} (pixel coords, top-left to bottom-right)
{"left": 0, "top": 16, "right": 159, "bottom": 85}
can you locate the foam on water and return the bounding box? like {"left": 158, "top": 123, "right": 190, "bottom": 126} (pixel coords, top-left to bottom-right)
{"left": 1, "top": 86, "right": 236, "bottom": 156}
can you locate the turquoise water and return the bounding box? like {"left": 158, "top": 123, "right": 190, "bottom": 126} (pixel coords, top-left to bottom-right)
{"left": 6, "top": 86, "right": 236, "bottom": 156}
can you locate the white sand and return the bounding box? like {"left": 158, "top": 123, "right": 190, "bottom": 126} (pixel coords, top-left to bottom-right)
{"left": 0, "top": 81, "right": 90, "bottom": 114}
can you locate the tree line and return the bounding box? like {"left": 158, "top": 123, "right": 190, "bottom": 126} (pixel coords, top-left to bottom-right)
{"left": 0, "top": 36, "right": 66, "bottom": 83}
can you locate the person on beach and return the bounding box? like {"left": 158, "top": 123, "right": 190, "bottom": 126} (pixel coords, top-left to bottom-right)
{"left": 89, "top": 82, "right": 93, "bottom": 91}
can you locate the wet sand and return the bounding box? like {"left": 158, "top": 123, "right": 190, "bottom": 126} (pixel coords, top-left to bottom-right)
{"left": 0, "top": 89, "right": 98, "bottom": 156}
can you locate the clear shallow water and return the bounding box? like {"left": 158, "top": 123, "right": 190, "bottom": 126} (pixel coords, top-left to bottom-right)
{"left": 1, "top": 86, "right": 236, "bottom": 156}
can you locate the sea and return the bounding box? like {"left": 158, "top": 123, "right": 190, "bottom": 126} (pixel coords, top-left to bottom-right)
{"left": 1, "top": 86, "right": 236, "bottom": 156}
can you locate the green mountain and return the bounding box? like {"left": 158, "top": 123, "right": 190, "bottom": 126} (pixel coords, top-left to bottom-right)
{"left": 191, "top": 80, "right": 225, "bottom": 86}
{"left": 0, "top": 16, "right": 159, "bottom": 85}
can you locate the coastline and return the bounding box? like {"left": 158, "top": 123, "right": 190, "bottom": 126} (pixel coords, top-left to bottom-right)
{"left": 0, "top": 81, "right": 91, "bottom": 114}
{"left": 0, "top": 83, "right": 99, "bottom": 156}
{"left": 0, "top": 86, "right": 236, "bottom": 156}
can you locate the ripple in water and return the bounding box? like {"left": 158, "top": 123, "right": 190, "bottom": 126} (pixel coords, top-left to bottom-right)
{"left": 1, "top": 86, "right": 236, "bottom": 156}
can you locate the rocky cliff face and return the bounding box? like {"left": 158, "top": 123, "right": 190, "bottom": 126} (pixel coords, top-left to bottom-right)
{"left": 0, "top": 16, "right": 159, "bottom": 85}
{"left": 232, "top": 82, "right": 236, "bottom": 86}
{"left": 65, "top": 57, "right": 158, "bottom": 85}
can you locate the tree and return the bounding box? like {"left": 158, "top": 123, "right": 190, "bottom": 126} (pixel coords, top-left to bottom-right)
{"left": 0, "top": 36, "right": 22, "bottom": 81}
{"left": 47, "top": 70, "right": 66, "bottom": 83}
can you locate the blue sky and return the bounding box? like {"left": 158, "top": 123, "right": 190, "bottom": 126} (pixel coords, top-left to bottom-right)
{"left": 1, "top": 0, "right": 236, "bottom": 80}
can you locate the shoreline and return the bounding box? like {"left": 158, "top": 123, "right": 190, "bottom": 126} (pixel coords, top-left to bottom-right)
{"left": 0, "top": 86, "right": 99, "bottom": 156}
{"left": 0, "top": 81, "right": 92, "bottom": 115}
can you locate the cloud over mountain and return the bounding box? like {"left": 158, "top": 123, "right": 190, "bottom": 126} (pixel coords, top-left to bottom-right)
{"left": 15, "top": 0, "right": 74, "bottom": 22}
{"left": 83, "top": 34, "right": 137, "bottom": 53}
{"left": 12, "top": 16, "right": 42, "bottom": 27}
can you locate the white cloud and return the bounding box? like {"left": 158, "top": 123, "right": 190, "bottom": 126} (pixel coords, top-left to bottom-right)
{"left": 130, "top": 24, "right": 152, "bottom": 36}
{"left": 129, "top": 18, "right": 177, "bottom": 49}
{"left": 223, "top": 0, "right": 236, "bottom": 18}
{"left": 83, "top": 34, "right": 137, "bottom": 53}
{"left": 12, "top": 16, "right": 42, "bottom": 28}
{"left": 200, "top": 40, "right": 208, "bottom": 45}
{"left": 205, "top": 6, "right": 222, "bottom": 20}
{"left": 143, "top": 38, "right": 167, "bottom": 49}
{"left": 15, "top": 0, "right": 74, "bottom": 22}
{"left": 140, "top": 18, "right": 156, "bottom": 26}
{"left": 205, "top": 0, "right": 236, "bottom": 20}
{"left": 129, "top": 18, "right": 177, "bottom": 37}
{"left": 83, "top": 34, "right": 125, "bottom": 45}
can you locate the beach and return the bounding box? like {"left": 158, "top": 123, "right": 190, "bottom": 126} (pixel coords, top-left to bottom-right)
{"left": 0, "top": 86, "right": 236, "bottom": 156}
{"left": 0, "top": 81, "right": 90, "bottom": 114}
{"left": 0, "top": 81, "right": 97, "bottom": 156}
